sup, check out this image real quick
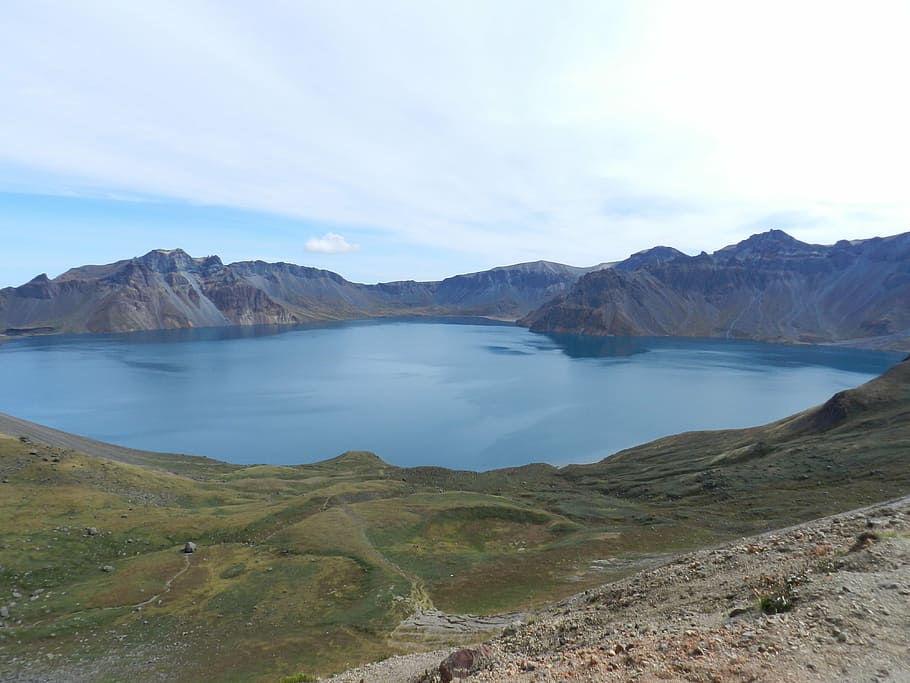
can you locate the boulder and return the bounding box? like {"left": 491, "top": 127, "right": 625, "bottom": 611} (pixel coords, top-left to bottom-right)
{"left": 183, "top": 541, "right": 197, "bottom": 554}
{"left": 438, "top": 646, "right": 494, "bottom": 682}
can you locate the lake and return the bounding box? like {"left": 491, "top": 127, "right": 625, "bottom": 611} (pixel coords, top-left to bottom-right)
{"left": 0, "top": 319, "right": 902, "bottom": 470}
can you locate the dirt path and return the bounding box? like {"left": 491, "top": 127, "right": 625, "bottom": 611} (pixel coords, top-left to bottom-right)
{"left": 342, "top": 505, "right": 434, "bottom": 610}
{"left": 133, "top": 553, "right": 193, "bottom": 609}
{"left": 336, "top": 505, "right": 526, "bottom": 659}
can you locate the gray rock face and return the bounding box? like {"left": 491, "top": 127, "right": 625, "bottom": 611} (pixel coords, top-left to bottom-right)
{"left": 521, "top": 230, "right": 910, "bottom": 350}
{"left": 0, "top": 251, "right": 603, "bottom": 335}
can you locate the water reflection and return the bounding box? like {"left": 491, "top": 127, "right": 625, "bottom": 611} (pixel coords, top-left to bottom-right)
{"left": 540, "top": 333, "right": 650, "bottom": 359}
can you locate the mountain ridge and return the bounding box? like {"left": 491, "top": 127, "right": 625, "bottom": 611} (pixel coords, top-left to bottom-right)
{"left": 0, "top": 251, "right": 607, "bottom": 335}
{"left": 6, "top": 229, "right": 910, "bottom": 349}
{"left": 520, "top": 230, "right": 910, "bottom": 351}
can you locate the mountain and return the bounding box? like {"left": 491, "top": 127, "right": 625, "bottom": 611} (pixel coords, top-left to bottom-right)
{"left": 520, "top": 230, "right": 910, "bottom": 350}
{"left": 0, "top": 251, "right": 605, "bottom": 335}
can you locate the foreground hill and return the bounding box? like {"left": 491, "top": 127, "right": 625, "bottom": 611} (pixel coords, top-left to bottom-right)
{"left": 0, "top": 250, "right": 605, "bottom": 335}
{"left": 1, "top": 357, "right": 908, "bottom": 681}
{"left": 338, "top": 496, "right": 910, "bottom": 682}
{"left": 521, "top": 230, "right": 910, "bottom": 350}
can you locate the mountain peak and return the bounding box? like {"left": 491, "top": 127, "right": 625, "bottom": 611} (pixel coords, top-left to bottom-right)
{"left": 134, "top": 249, "right": 223, "bottom": 274}
{"left": 614, "top": 245, "right": 688, "bottom": 272}
{"left": 717, "top": 229, "right": 812, "bottom": 259}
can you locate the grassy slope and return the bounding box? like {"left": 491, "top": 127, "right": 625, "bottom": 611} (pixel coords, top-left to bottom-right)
{"left": 0, "top": 359, "right": 908, "bottom": 681}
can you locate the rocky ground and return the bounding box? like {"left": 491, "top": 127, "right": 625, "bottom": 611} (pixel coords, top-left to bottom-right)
{"left": 327, "top": 496, "right": 910, "bottom": 683}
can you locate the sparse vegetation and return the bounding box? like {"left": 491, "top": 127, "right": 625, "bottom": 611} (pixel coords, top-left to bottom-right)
{"left": 753, "top": 574, "right": 803, "bottom": 614}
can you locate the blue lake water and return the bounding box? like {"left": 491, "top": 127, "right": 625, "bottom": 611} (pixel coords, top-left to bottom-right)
{"left": 0, "top": 319, "right": 902, "bottom": 470}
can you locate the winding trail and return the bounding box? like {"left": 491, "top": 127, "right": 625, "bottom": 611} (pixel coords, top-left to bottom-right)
{"left": 24, "top": 550, "right": 194, "bottom": 630}
{"left": 341, "top": 504, "right": 434, "bottom": 610}
{"left": 133, "top": 552, "right": 193, "bottom": 609}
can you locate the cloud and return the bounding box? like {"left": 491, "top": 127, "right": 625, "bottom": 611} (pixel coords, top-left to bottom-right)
{"left": 0, "top": 0, "right": 909, "bottom": 279}
{"left": 304, "top": 232, "right": 359, "bottom": 254}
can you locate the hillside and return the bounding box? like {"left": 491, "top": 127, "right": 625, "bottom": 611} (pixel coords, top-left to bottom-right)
{"left": 1, "top": 357, "right": 908, "bottom": 681}
{"left": 521, "top": 230, "right": 910, "bottom": 351}
{"left": 0, "top": 251, "right": 605, "bottom": 336}
{"left": 344, "top": 496, "right": 910, "bottom": 682}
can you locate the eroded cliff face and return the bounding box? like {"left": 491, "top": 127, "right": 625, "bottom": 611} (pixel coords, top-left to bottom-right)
{"left": 521, "top": 230, "right": 910, "bottom": 349}
{"left": 0, "top": 250, "right": 603, "bottom": 335}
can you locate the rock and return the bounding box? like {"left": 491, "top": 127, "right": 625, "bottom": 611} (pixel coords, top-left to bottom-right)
{"left": 101, "top": 565, "right": 114, "bottom": 573}
{"left": 438, "top": 646, "right": 494, "bottom": 682}
{"left": 85, "top": 527, "right": 99, "bottom": 537}
{"left": 183, "top": 541, "right": 197, "bottom": 554}
{"left": 849, "top": 532, "right": 879, "bottom": 552}
{"left": 0, "top": 606, "right": 8, "bottom": 619}
{"left": 503, "top": 620, "right": 523, "bottom": 636}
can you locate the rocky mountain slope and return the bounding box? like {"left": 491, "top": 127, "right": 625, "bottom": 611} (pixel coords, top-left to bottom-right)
{"left": 521, "top": 230, "right": 910, "bottom": 350}
{"left": 333, "top": 497, "right": 910, "bottom": 683}
{"left": 0, "top": 250, "right": 605, "bottom": 335}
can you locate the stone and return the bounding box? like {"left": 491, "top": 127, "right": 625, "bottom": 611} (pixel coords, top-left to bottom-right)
{"left": 86, "top": 527, "right": 99, "bottom": 537}
{"left": 438, "top": 646, "right": 494, "bottom": 682}
{"left": 0, "top": 606, "right": 8, "bottom": 619}
{"left": 183, "top": 541, "right": 197, "bottom": 554}
{"left": 101, "top": 565, "right": 114, "bottom": 573}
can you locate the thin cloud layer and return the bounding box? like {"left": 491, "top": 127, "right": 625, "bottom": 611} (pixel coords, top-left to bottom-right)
{"left": 305, "top": 233, "right": 359, "bottom": 255}
{"left": 1, "top": 1, "right": 909, "bottom": 282}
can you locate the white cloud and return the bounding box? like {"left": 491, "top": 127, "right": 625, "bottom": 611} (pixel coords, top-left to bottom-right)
{"left": 304, "top": 232, "right": 359, "bottom": 255}
{"left": 1, "top": 0, "right": 909, "bottom": 277}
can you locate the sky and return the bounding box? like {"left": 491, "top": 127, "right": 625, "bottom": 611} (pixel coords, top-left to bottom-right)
{"left": 1, "top": 1, "right": 909, "bottom": 287}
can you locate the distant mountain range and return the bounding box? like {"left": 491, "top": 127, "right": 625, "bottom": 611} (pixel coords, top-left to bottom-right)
{"left": 0, "top": 249, "right": 606, "bottom": 335}
{"left": 521, "top": 230, "right": 910, "bottom": 351}
{"left": 3, "top": 230, "right": 910, "bottom": 350}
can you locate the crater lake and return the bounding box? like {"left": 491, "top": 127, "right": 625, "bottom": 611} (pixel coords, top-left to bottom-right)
{"left": 0, "top": 318, "right": 902, "bottom": 470}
